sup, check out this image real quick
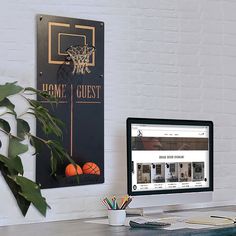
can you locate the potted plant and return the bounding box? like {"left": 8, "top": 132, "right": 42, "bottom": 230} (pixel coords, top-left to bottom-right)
{"left": 0, "top": 82, "right": 74, "bottom": 216}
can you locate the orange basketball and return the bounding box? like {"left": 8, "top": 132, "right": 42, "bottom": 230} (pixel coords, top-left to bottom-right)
{"left": 82, "top": 162, "right": 100, "bottom": 175}
{"left": 65, "top": 164, "right": 83, "bottom": 177}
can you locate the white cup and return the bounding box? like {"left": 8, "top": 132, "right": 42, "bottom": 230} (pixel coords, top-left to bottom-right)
{"left": 107, "top": 209, "right": 126, "bottom": 226}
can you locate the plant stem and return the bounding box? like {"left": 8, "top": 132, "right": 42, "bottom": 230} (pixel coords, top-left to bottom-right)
{"left": 27, "top": 133, "right": 48, "bottom": 145}
{"left": 0, "top": 128, "right": 10, "bottom": 136}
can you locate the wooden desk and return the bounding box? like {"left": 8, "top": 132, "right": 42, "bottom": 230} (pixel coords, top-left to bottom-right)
{"left": 1, "top": 206, "right": 236, "bottom": 236}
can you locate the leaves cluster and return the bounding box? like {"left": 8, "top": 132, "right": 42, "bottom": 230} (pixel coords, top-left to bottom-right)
{"left": 0, "top": 82, "right": 73, "bottom": 216}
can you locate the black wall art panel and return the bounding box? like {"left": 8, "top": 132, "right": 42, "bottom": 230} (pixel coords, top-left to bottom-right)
{"left": 36, "top": 14, "right": 104, "bottom": 188}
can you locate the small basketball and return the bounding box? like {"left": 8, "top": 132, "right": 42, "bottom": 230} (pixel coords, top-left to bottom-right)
{"left": 65, "top": 164, "right": 83, "bottom": 177}
{"left": 82, "top": 162, "right": 100, "bottom": 175}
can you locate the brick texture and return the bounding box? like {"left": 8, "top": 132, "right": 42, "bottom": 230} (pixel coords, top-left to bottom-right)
{"left": 0, "top": 0, "right": 236, "bottom": 226}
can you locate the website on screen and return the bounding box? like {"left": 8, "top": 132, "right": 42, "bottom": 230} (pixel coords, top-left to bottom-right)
{"left": 131, "top": 124, "right": 210, "bottom": 192}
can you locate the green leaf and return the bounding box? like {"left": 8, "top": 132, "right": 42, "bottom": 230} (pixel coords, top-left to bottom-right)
{"left": 9, "top": 175, "right": 50, "bottom": 216}
{"left": 50, "top": 150, "right": 57, "bottom": 175}
{"left": 28, "top": 100, "right": 63, "bottom": 137}
{"left": 0, "top": 169, "right": 30, "bottom": 216}
{"left": 47, "top": 140, "right": 76, "bottom": 176}
{"left": 28, "top": 99, "right": 41, "bottom": 108}
{"left": 17, "top": 119, "right": 30, "bottom": 140}
{"left": 0, "top": 82, "right": 23, "bottom": 102}
{"left": 0, "top": 154, "right": 23, "bottom": 175}
{"left": 8, "top": 136, "right": 28, "bottom": 158}
{"left": 0, "top": 155, "right": 27, "bottom": 216}
{"left": 0, "top": 155, "right": 24, "bottom": 175}
{"left": 48, "top": 140, "right": 75, "bottom": 164}
{"left": 29, "top": 135, "right": 45, "bottom": 155}
{"left": 0, "top": 118, "right": 11, "bottom": 133}
{"left": 11, "top": 156, "right": 24, "bottom": 175}
{"left": 0, "top": 98, "right": 16, "bottom": 115}
{"left": 24, "top": 87, "right": 58, "bottom": 102}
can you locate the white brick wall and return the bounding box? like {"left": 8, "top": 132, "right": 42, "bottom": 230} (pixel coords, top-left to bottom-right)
{"left": 1, "top": 0, "right": 236, "bottom": 226}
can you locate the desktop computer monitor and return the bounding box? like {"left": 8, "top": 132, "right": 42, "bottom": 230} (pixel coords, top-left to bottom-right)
{"left": 127, "top": 118, "right": 213, "bottom": 209}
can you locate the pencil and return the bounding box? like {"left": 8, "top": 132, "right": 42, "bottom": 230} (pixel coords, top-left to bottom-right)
{"left": 101, "top": 199, "right": 111, "bottom": 209}
{"left": 104, "top": 197, "right": 113, "bottom": 209}
{"left": 120, "top": 195, "right": 129, "bottom": 209}
{"left": 121, "top": 197, "right": 132, "bottom": 210}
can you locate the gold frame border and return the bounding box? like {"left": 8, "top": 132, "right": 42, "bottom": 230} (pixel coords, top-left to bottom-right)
{"left": 48, "top": 22, "right": 96, "bottom": 66}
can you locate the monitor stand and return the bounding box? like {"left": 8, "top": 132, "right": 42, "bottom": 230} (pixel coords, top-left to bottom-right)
{"left": 126, "top": 207, "right": 144, "bottom": 216}
{"left": 126, "top": 206, "right": 163, "bottom": 216}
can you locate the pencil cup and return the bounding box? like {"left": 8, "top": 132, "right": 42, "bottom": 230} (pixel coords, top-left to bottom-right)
{"left": 107, "top": 209, "right": 126, "bottom": 226}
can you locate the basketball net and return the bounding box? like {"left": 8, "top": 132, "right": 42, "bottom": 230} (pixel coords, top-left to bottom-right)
{"left": 66, "top": 44, "right": 95, "bottom": 75}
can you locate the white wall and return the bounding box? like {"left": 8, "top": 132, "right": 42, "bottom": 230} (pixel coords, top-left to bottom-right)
{"left": 1, "top": 0, "right": 236, "bottom": 226}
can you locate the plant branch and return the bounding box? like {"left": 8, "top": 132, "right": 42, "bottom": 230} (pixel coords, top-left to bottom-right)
{"left": 0, "top": 128, "right": 10, "bottom": 136}
{"left": 0, "top": 82, "right": 73, "bottom": 217}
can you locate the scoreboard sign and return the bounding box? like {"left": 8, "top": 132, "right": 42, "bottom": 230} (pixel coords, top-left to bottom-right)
{"left": 36, "top": 14, "right": 104, "bottom": 188}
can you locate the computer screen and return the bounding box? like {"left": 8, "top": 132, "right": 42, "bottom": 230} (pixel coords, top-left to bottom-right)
{"left": 127, "top": 118, "right": 213, "bottom": 198}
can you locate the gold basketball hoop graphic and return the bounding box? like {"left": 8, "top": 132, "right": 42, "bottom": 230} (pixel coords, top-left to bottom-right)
{"left": 66, "top": 44, "right": 95, "bottom": 75}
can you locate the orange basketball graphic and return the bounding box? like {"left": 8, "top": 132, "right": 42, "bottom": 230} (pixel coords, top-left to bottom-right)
{"left": 83, "top": 162, "right": 100, "bottom": 175}
{"left": 65, "top": 164, "right": 83, "bottom": 177}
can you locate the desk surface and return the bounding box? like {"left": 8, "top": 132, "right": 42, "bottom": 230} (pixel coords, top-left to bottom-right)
{"left": 1, "top": 206, "right": 236, "bottom": 236}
